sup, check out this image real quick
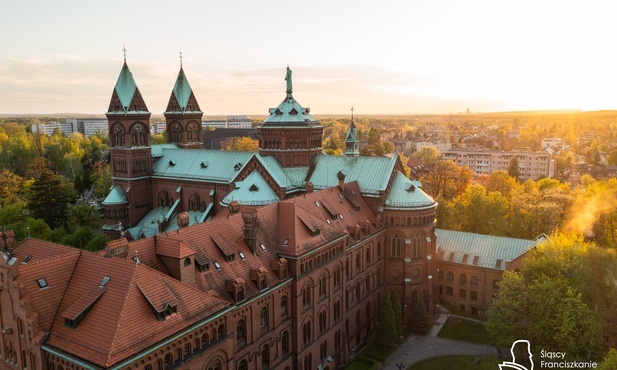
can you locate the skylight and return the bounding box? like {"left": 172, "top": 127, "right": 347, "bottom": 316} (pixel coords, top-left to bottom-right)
{"left": 214, "top": 262, "right": 221, "bottom": 269}
{"left": 37, "top": 278, "right": 49, "bottom": 289}
{"left": 239, "top": 252, "right": 246, "bottom": 260}
{"left": 283, "top": 239, "right": 289, "bottom": 246}
{"left": 260, "top": 244, "right": 266, "bottom": 251}
{"left": 315, "top": 201, "right": 320, "bottom": 207}
{"left": 99, "top": 276, "right": 111, "bottom": 288}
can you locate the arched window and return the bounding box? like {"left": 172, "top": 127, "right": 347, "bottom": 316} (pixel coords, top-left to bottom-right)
{"left": 282, "top": 331, "right": 290, "bottom": 355}
{"left": 319, "top": 275, "right": 327, "bottom": 297}
{"left": 334, "top": 268, "right": 341, "bottom": 288}
{"left": 319, "top": 309, "right": 327, "bottom": 333}
{"left": 158, "top": 190, "right": 173, "bottom": 207}
{"left": 303, "top": 320, "right": 312, "bottom": 345}
{"left": 169, "top": 122, "right": 182, "bottom": 143}
{"left": 412, "top": 234, "right": 421, "bottom": 258}
{"left": 447, "top": 271, "right": 454, "bottom": 282}
{"left": 438, "top": 270, "right": 444, "bottom": 280}
{"left": 187, "top": 122, "right": 199, "bottom": 141}
{"left": 183, "top": 258, "right": 191, "bottom": 267}
{"left": 460, "top": 274, "right": 467, "bottom": 284}
{"left": 163, "top": 353, "right": 173, "bottom": 369}
{"left": 188, "top": 193, "right": 205, "bottom": 212}
{"left": 201, "top": 333, "right": 208, "bottom": 347}
{"left": 262, "top": 344, "right": 271, "bottom": 368}
{"left": 112, "top": 124, "right": 125, "bottom": 146}
{"left": 238, "top": 360, "right": 248, "bottom": 370}
{"left": 471, "top": 275, "right": 479, "bottom": 286}
{"left": 391, "top": 234, "right": 402, "bottom": 258}
{"left": 131, "top": 123, "right": 147, "bottom": 146}
{"left": 260, "top": 307, "right": 268, "bottom": 329}
{"left": 237, "top": 319, "right": 246, "bottom": 342}
{"left": 334, "top": 299, "right": 341, "bottom": 321}
{"left": 218, "top": 324, "right": 225, "bottom": 337}
{"left": 281, "top": 295, "right": 287, "bottom": 316}
{"left": 303, "top": 284, "right": 312, "bottom": 307}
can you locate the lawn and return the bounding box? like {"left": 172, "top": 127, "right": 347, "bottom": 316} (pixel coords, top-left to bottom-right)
{"left": 409, "top": 355, "right": 501, "bottom": 370}
{"left": 436, "top": 317, "right": 492, "bottom": 344}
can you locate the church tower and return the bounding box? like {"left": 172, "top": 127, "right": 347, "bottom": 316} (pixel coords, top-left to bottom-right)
{"left": 257, "top": 67, "right": 323, "bottom": 167}
{"left": 103, "top": 52, "right": 153, "bottom": 239}
{"left": 345, "top": 107, "right": 360, "bottom": 157}
{"left": 164, "top": 54, "right": 203, "bottom": 149}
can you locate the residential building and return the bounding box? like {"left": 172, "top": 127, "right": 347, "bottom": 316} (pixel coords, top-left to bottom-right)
{"left": 67, "top": 118, "right": 108, "bottom": 137}
{"left": 442, "top": 149, "right": 555, "bottom": 180}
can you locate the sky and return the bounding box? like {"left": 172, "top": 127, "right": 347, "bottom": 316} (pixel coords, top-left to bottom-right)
{"left": 1, "top": 0, "right": 616, "bottom": 115}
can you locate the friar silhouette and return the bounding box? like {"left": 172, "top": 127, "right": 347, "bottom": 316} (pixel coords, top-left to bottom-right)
{"left": 498, "top": 340, "right": 534, "bottom": 370}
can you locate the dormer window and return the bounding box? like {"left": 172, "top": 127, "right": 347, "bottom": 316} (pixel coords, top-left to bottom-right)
{"left": 234, "top": 163, "right": 242, "bottom": 171}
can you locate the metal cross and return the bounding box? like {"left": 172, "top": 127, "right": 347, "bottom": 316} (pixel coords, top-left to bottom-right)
{"left": 351, "top": 106, "right": 354, "bottom": 120}
{"left": 179, "top": 52, "right": 183, "bottom": 68}
{"left": 122, "top": 45, "right": 127, "bottom": 62}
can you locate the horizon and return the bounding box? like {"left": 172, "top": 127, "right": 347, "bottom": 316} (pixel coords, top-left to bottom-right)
{"left": 2, "top": 1, "right": 617, "bottom": 115}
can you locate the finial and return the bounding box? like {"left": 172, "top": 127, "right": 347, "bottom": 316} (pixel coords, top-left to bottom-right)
{"left": 122, "top": 45, "right": 127, "bottom": 62}
{"left": 179, "top": 51, "right": 183, "bottom": 68}
{"left": 285, "top": 66, "right": 293, "bottom": 96}
{"left": 351, "top": 106, "right": 354, "bottom": 121}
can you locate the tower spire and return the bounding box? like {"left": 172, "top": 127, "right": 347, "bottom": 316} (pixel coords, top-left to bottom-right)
{"left": 345, "top": 106, "right": 359, "bottom": 157}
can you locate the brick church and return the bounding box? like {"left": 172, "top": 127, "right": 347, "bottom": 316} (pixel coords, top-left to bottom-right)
{"left": 0, "top": 60, "right": 541, "bottom": 370}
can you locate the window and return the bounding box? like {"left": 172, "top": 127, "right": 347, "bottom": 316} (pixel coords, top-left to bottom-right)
{"left": 319, "top": 310, "right": 327, "bottom": 333}
{"left": 237, "top": 320, "right": 246, "bottom": 342}
{"left": 281, "top": 295, "right": 287, "bottom": 317}
{"left": 282, "top": 331, "right": 290, "bottom": 355}
{"left": 164, "top": 353, "right": 173, "bottom": 369}
{"left": 446, "top": 287, "right": 453, "bottom": 296}
{"left": 183, "top": 343, "right": 191, "bottom": 357}
{"left": 304, "top": 353, "right": 312, "bottom": 370}
{"left": 320, "top": 340, "right": 328, "bottom": 362}
{"left": 303, "top": 321, "right": 312, "bottom": 345}
{"left": 238, "top": 360, "right": 248, "bottom": 370}
{"left": 319, "top": 275, "right": 327, "bottom": 297}
{"left": 260, "top": 307, "right": 268, "bottom": 329}
{"left": 391, "top": 234, "right": 402, "bottom": 258}
{"left": 303, "top": 285, "right": 312, "bottom": 307}
{"left": 218, "top": 324, "right": 225, "bottom": 337}
{"left": 459, "top": 289, "right": 466, "bottom": 298}
{"left": 446, "top": 271, "right": 454, "bottom": 282}
{"left": 184, "top": 258, "right": 191, "bottom": 267}
{"left": 438, "top": 270, "right": 443, "bottom": 280}
{"left": 471, "top": 275, "right": 478, "bottom": 286}
{"left": 412, "top": 234, "right": 421, "bottom": 258}
{"left": 366, "top": 248, "right": 371, "bottom": 264}
{"left": 356, "top": 253, "right": 361, "bottom": 272}
{"left": 262, "top": 344, "right": 270, "bottom": 368}
{"left": 37, "top": 278, "right": 48, "bottom": 289}
{"left": 377, "top": 241, "right": 382, "bottom": 257}
{"left": 470, "top": 291, "right": 478, "bottom": 301}
{"left": 460, "top": 274, "right": 467, "bottom": 284}
{"left": 334, "top": 300, "right": 341, "bottom": 321}
{"left": 334, "top": 268, "right": 341, "bottom": 288}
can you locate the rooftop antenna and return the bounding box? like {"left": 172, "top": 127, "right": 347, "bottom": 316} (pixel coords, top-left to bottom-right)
{"left": 179, "top": 51, "right": 183, "bottom": 68}
{"left": 122, "top": 45, "right": 127, "bottom": 62}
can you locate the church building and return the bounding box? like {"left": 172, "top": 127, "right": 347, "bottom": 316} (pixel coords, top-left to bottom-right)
{"left": 0, "top": 58, "right": 540, "bottom": 370}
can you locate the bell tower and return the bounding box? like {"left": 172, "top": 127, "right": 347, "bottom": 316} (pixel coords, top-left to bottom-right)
{"left": 164, "top": 53, "right": 204, "bottom": 149}
{"left": 103, "top": 49, "right": 153, "bottom": 239}
{"left": 257, "top": 67, "right": 323, "bottom": 167}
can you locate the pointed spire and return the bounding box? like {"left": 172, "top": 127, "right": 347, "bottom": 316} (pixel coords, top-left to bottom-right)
{"left": 165, "top": 66, "right": 201, "bottom": 113}
{"left": 345, "top": 106, "right": 360, "bottom": 157}
{"left": 107, "top": 60, "right": 150, "bottom": 114}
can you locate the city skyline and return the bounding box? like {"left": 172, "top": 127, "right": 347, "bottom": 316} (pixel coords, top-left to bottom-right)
{"left": 1, "top": 0, "right": 617, "bottom": 115}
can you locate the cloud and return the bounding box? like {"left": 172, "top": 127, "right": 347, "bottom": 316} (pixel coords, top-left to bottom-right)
{"left": 0, "top": 56, "right": 499, "bottom": 115}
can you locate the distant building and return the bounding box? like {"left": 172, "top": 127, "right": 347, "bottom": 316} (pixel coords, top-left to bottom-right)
{"left": 442, "top": 149, "right": 554, "bottom": 180}
{"left": 414, "top": 141, "right": 452, "bottom": 153}
{"left": 151, "top": 121, "right": 166, "bottom": 135}
{"left": 227, "top": 115, "right": 253, "bottom": 129}
{"left": 31, "top": 121, "right": 74, "bottom": 136}
{"left": 202, "top": 119, "right": 227, "bottom": 129}
{"left": 66, "top": 118, "right": 108, "bottom": 136}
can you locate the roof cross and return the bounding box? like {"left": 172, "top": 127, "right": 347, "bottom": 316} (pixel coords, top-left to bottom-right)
{"left": 179, "top": 52, "right": 183, "bottom": 68}
{"left": 122, "top": 45, "right": 127, "bottom": 62}
{"left": 351, "top": 106, "right": 354, "bottom": 121}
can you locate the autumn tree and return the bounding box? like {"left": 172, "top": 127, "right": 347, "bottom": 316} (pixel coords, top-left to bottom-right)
{"left": 91, "top": 161, "right": 112, "bottom": 200}
{"left": 410, "top": 146, "right": 442, "bottom": 167}
{"left": 220, "top": 137, "right": 258, "bottom": 152}
{"left": 0, "top": 169, "right": 24, "bottom": 205}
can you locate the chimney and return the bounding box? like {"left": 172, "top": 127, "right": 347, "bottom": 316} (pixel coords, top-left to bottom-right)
{"left": 306, "top": 181, "right": 314, "bottom": 193}
{"left": 337, "top": 171, "right": 346, "bottom": 191}
{"left": 0, "top": 230, "right": 15, "bottom": 254}
{"left": 177, "top": 212, "right": 189, "bottom": 228}
{"left": 241, "top": 207, "right": 258, "bottom": 254}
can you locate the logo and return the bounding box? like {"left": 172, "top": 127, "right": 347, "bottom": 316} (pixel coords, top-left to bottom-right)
{"left": 499, "top": 340, "right": 533, "bottom": 370}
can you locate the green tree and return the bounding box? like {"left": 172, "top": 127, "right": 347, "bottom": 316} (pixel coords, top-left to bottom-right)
{"left": 376, "top": 293, "right": 397, "bottom": 348}
{"left": 598, "top": 348, "right": 617, "bottom": 370}
{"left": 409, "top": 301, "right": 431, "bottom": 334}
{"left": 67, "top": 203, "right": 102, "bottom": 232}
{"left": 608, "top": 150, "right": 617, "bottom": 166}
{"left": 487, "top": 271, "right": 527, "bottom": 346}
{"left": 61, "top": 227, "right": 95, "bottom": 249}
{"left": 27, "top": 163, "right": 77, "bottom": 229}
{"left": 389, "top": 290, "right": 403, "bottom": 338}
{"left": 91, "top": 161, "right": 112, "bottom": 200}
{"left": 410, "top": 146, "right": 442, "bottom": 167}
{"left": 507, "top": 156, "right": 520, "bottom": 181}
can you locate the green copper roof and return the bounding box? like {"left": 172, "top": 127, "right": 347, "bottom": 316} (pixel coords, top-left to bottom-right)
{"left": 385, "top": 171, "right": 436, "bottom": 210}
{"left": 345, "top": 121, "right": 359, "bottom": 143}
{"left": 220, "top": 170, "right": 280, "bottom": 207}
{"left": 257, "top": 155, "right": 308, "bottom": 193}
{"left": 308, "top": 153, "right": 398, "bottom": 196}
{"left": 150, "top": 145, "right": 254, "bottom": 183}
{"left": 127, "top": 207, "right": 204, "bottom": 239}
{"left": 108, "top": 62, "right": 150, "bottom": 115}
{"left": 436, "top": 229, "right": 537, "bottom": 271}
{"left": 262, "top": 67, "right": 320, "bottom": 127}
{"left": 165, "top": 68, "right": 202, "bottom": 114}
{"left": 102, "top": 186, "right": 128, "bottom": 205}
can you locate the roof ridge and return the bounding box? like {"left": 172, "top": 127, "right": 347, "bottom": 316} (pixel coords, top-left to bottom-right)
{"left": 18, "top": 248, "right": 81, "bottom": 268}
{"left": 105, "top": 261, "right": 138, "bottom": 367}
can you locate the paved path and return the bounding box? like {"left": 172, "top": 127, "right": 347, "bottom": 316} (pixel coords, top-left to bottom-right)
{"left": 381, "top": 307, "right": 500, "bottom": 369}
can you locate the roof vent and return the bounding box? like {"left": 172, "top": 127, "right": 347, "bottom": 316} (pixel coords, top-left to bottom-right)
{"left": 201, "top": 161, "right": 208, "bottom": 168}
{"left": 99, "top": 276, "right": 111, "bottom": 288}
{"left": 169, "top": 160, "right": 177, "bottom": 166}
{"left": 407, "top": 184, "right": 416, "bottom": 192}
{"left": 21, "top": 255, "right": 32, "bottom": 264}
{"left": 249, "top": 184, "right": 259, "bottom": 192}
{"left": 234, "top": 163, "right": 242, "bottom": 171}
